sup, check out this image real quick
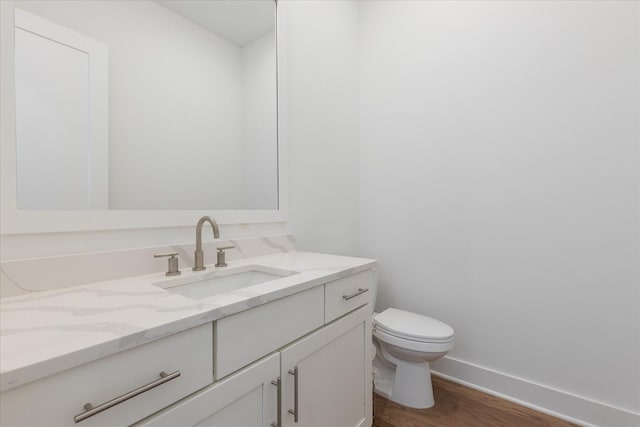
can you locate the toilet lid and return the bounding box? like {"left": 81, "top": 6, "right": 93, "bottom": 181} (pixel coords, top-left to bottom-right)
{"left": 374, "top": 308, "right": 454, "bottom": 342}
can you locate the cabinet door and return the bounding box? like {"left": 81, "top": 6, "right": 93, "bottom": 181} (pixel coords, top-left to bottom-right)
{"left": 135, "top": 353, "right": 280, "bottom": 427}
{"left": 281, "top": 306, "right": 372, "bottom": 427}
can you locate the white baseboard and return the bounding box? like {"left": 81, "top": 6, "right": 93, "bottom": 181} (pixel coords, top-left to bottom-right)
{"left": 430, "top": 356, "right": 640, "bottom": 427}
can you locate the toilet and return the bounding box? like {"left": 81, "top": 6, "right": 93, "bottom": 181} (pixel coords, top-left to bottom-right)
{"left": 372, "top": 308, "right": 454, "bottom": 409}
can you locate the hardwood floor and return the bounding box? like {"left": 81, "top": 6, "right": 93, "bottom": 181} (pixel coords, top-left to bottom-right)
{"left": 373, "top": 376, "right": 578, "bottom": 427}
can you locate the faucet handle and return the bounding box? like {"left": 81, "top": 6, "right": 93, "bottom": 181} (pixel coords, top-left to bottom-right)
{"left": 154, "top": 252, "right": 181, "bottom": 276}
{"left": 215, "top": 246, "right": 235, "bottom": 268}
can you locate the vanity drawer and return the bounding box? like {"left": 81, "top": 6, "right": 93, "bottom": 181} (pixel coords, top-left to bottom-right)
{"left": 325, "top": 270, "right": 373, "bottom": 323}
{"left": 215, "top": 286, "right": 324, "bottom": 379}
{"left": 0, "top": 324, "right": 213, "bottom": 427}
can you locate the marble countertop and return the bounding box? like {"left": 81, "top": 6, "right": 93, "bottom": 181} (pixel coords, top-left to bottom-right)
{"left": 0, "top": 251, "right": 377, "bottom": 392}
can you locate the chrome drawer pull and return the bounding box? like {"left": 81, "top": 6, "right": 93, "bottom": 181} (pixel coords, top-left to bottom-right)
{"left": 73, "top": 370, "right": 181, "bottom": 423}
{"left": 342, "top": 288, "right": 369, "bottom": 301}
{"left": 270, "top": 376, "right": 282, "bottom": 427}
{"left": 288, "top": 367, "right": 299, "bottom": 423}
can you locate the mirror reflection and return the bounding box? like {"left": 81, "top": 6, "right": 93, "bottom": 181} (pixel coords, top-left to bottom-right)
{"left": 14, "top": 0, "right": 278, "bottom": 211}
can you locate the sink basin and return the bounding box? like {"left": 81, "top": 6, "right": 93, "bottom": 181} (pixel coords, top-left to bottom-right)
{"left": 153, "top": 265, "right": 298, "bottom": 300}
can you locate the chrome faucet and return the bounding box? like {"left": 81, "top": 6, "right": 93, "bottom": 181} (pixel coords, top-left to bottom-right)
{"left": 193, "top": 216, "right": 220, "bottom": 271}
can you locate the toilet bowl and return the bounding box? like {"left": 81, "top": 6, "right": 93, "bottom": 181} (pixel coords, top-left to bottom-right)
{"left": 372, "top": 308, "right": 454, "bottom": 409}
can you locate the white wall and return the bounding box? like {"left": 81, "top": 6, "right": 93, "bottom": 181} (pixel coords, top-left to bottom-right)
{"left": 16, "top": 0, "right": 246, "bottom": 210}
{"left": 360, "top": 0, "right": 639, "bottom": 423}
{"left": 285, "top": 0, "right": 360, "bottom": 256}
{"left": 241, "top": 31, "right": 278, "bottom": 210}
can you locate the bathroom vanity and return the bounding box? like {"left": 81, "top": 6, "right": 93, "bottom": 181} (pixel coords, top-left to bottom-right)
{"left": 0, "top": 251, "right": 376, "bottom": 427}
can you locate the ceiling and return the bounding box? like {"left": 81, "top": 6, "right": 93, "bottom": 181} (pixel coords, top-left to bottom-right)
{"left": 155, "top": 0, "right": 275, "bottom": 47}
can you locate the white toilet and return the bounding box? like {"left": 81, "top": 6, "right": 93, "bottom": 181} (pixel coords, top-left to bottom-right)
{"left": 372, "top": 308, "right": 454, "bottom": 409}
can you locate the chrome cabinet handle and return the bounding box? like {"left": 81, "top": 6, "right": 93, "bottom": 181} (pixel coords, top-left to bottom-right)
{"left": 73, "top": 370, "right": 181, "bottom": 423}
{"left": 270, "top": 376, "right": 282, "bottom": 427}
{"left": 342, "top": 288, "right": 369, "bottom": 301}
{"left": 288, "top": 366, "right": 299, "bottom": 423}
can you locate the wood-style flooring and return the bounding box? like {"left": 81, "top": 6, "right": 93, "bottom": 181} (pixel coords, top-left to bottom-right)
{"left": 373, "top": 376, "right": 578, "bottom": 427}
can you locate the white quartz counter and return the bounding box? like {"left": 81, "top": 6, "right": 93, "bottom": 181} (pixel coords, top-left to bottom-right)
{"left": 0, "top": 251, "right": 377, "bottom": 392}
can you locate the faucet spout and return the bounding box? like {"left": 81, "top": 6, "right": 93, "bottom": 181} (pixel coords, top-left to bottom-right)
{"left": 193, "top": 216, "right": 220, "bottom": 271}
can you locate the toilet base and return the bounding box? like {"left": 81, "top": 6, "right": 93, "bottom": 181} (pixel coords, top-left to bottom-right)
{"left": 373, "top": 350, "right": 435, "bottom": 409}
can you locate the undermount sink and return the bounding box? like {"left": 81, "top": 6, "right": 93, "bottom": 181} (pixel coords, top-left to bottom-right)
{"left": 153, "top": 265, "right": 298, "bottom": 300}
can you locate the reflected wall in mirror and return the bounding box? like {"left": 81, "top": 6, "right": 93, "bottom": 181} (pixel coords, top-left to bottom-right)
{"left": 14, "top": 0, "right": 277, "bottom": 211}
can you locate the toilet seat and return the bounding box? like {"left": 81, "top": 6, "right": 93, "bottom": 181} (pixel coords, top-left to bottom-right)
{"left": 373, "top": 328, "right": 454, "bottom": 353}
{"left": 374, "top": 308, "right": 454, "bottom": 343}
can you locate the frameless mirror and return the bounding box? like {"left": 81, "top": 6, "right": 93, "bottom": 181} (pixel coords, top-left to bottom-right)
{"left": 13, "top": 0, "right": 277, "bottom": 211}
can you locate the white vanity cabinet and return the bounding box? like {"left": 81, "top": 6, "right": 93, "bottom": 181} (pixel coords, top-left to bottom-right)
{"left": 324, "top": 271, "right": 373, "bottom": 323}
{"left": 136, "top": 269, "right": 374, "bottom": 427}
{"left": 135, "top": 353, "right": 280, "bottom": 427}
{"left": 139, "top": 300, "right": 372, "bottom": 427}
{"left": 280, "top": 306, "right": 371, "bottom": 427}
{"left": 214, "top": 286, "right": 325, "bottom": 379}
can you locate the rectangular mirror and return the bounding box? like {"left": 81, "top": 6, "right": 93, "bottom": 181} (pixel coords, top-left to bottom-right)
{"left": 13, "top": 0, "right": 278, "bottom": 211}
